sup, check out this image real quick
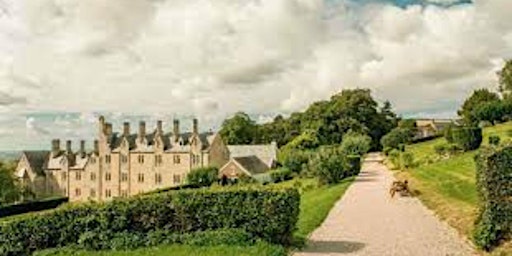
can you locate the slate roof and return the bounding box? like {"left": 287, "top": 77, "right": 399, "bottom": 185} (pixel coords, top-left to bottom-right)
{"left": 108, "top": 131, "right": 215, "bottom": 152}
{"left": 20, "top": 151, "right": 49, "bottom": 176}
{"left": 232, "top": 156, "right": 270, "bottom": 175}
{"left": 227, "top": 143, "right": 277, "bottom": 168}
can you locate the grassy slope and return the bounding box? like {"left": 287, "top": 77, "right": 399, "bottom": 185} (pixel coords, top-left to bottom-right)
{"left": 396, "top": 122, "right": 512, "bottom": 254}
{"left": 37, "top": 178, "right": 354, "bottom": 256}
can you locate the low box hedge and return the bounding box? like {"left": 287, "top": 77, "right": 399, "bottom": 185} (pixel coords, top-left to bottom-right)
{"left": 0, "top": 197, "right": 68, "bottom": 218}
{"left": 474, "top": 146, "right": 512, "bottom": 251}
{"left": 0, "top": 187, "right": 300, "bottom": 256}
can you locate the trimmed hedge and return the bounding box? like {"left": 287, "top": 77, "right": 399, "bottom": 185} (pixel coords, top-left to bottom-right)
{"left": 0, "top": 188, "right": 300, "bottom": 255}
{"left": 0, "top": 197, "right": 68, "bottom": 218}
{"left": 473, "top": 146, "right": 512, "bottom": 250}
{"left": 451, "top": 127, "right": 482, "bottom": 151}
{"left": 269, "top": 168, "right": 293, "bottom": 183}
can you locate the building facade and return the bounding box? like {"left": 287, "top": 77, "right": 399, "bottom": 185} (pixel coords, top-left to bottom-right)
{"left": 16, "top": 117, "right": 230, "bottom": 202}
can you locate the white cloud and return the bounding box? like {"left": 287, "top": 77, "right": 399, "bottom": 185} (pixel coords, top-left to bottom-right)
{"left": 0, "top": 0, "right": 511, "bottom": 149}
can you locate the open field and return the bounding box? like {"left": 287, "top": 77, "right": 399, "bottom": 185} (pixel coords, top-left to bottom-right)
{"left": 395, "top": 122, "right": 512, "bottom": 254}
{"left": 34, "top": 177, "right": 354, "bottom": 256}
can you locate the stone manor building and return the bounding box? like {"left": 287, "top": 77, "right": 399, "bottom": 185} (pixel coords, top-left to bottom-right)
{"left": 15, "top": 116, "right": 231, "bottom": 202}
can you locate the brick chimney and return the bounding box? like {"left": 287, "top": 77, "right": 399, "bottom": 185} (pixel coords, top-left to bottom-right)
{"left": 123, "top": 122, "right": 130, "bottom": 136}
{"left": 51, "top": 139, "right": 60, "bottom": 157}
{"left": 193, "top": 118, "right": 198, "bottom": 134}
{"left": 139, "top": 121, "right": 146, "bottom": 142}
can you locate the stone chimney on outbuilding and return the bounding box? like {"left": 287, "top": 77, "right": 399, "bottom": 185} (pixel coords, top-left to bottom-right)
{"left": 79, "top": 140, "right": 86, "bottom": 158}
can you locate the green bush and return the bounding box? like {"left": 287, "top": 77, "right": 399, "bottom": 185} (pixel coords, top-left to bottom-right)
{"left": 380, "top": 128, "right": 414, "bottom": 150}
{"left": 187, "top": 167, "right": 219, "bottom": 187}
{"left": 488, "top": 135, "right": 501, "bottom": 146}
{"left": 444, "top": 124, "right": 456, "bottom": 143}
{"left": 383, "top": 147, "right": 393, "bottom": 156}
{"left": 346, "top": 155, "right": 362, "bottom": 176}
{"left": 340, "top": 132, "right": 371, "bottom": 156}
{"left": 401, "top": 152, "right": 415, "bottom": 169}
{"left": 269, "top": 168, "right": 293, "bottom": 183}
{"left": 278, "top": 149, "right": 311, "bottom": 174}
{"left": 434, "top": 144, "right": 447, "bottom": 156}
{"left": 451, "top": 127, "right": 482, "bottom": 151}
{"left": 308, "top": 146, "right": 349, "bottom": 185}
{"left": 388, "top": 149, "right": 401, "bottom": 169}
{"left": 0, "top": 188, "right": 300, "bottom": 255}
{"left": 473, "top": 146, "right": 512, "bottom": 251}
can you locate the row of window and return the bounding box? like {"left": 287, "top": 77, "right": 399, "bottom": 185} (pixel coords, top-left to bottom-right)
{"left": 105, "top": 154, "right": 186, "bottom": 165}
{"left": 63, "top": 172, "right": 182, "bottom": 184}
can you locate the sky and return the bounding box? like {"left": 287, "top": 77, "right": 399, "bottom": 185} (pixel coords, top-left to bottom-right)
{"left": 0, "top": 0, "right": 511, "bottom": 151}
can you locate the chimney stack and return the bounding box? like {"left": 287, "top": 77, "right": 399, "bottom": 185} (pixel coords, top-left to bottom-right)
{"left": 193, "top": 118, "right": 198, "bottom": 134}
{"left": 99, "top": 116, "right": 106, "bottom": 134}
{"left": 139, "top": 121, "right": 146, "bottom": 141}
{"left": 173, "top": 120, "right": 180, "bottom": 141}
{"left": 66, "top": 140, "right": 72, "bottom": 153}
{"left": 156, "top": 120, "right": 163, "bottom": 134}
{"left": 51, "top": 139, "right": 60, "bottom": 157}
{"left": 105, "top": 123, "right": 113, "bottom": 136}
{"left": 93, "top": 140, "right": 99, "bottom": 154}
{"left": 79, "top": 140, "right": 86, "bottom": 157}
{"left": 123, "top": 122, "right": 130, "bottom": 136}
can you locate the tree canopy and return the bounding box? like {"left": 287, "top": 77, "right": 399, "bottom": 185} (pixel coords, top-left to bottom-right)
{"left": 458, "top": 89, "right": 501, "bottom": 124}
{"left": 219, "top": 89, "right": 398, "bottom": 151}
{"left": 0, "top": 161, "right": 19, "bottom": 206}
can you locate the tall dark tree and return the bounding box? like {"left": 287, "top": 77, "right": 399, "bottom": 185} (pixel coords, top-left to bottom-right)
{"left": 219, "top": 112, "right": 258, "bottom": 145}
{"left": 458, "top": 89, "right": 500, "bottom": 124}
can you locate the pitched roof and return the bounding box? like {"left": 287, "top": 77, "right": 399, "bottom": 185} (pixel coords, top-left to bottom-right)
{"left": 227, "top": 143, "right": 277, "bottom": 168}
{"left": 21, "top": 151, "right": 49, "bottom": 176}
{"left": 109, "top": 131, "right": 216, "bottom": 152}
{"left": 232, "top": 156, "right": 270, "bottom": 175}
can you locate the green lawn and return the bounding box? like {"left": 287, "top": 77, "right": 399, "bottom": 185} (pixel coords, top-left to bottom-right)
{"left": 396, "top": 122, "right": 512, "bottom": 253}
{"left": 35, "top": 177, "right": 354, "bottom": 256}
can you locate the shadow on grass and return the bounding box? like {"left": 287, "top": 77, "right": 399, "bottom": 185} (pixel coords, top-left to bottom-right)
{"left": 301, "top": 240, "right": 366, "bottom": 253}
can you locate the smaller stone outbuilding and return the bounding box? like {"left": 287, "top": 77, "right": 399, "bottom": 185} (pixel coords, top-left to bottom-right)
{"left": 219, "top": 142, "right": 277, "bottom": 180}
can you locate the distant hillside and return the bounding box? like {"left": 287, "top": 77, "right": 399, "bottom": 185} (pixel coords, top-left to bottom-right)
{"left": 0, "top": 151, "right": 20, "bottom": 161}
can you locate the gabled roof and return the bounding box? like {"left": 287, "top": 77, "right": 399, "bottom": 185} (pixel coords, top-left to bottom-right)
{"left": 232, "top": 156, "right": 270, "bottom": 175}
{"left": 109, "top": 131, "right": 216, "bottom": 152}
{"left": 20, "top": 151, "right": 49, "bottom": 176}
{"left": 227, "top": 143, "right": 277, "bottom": 168}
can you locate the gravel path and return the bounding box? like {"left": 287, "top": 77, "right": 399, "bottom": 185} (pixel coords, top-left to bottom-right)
{"left": 294, "top": 153, "right": 476, "bottom": 256}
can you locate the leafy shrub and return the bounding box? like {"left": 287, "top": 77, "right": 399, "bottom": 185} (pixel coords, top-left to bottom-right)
{"left": 340, "top": 132, "right": 371, "bottom": 156}
{"left": 401, "top": 152, "right": 415, "bottom": 169}
{"left": 446, "top": 143, "right": 463, "bottom": 155}
{"left": 383, "top": 147, "right": 393, "bottom": 156}
{"left": 308, "top": 146, "right": 349, "bottom": 185}
{"left": 346, "top": 155, "right": 361, "bottom": 176}
{"left": 507, "top": 129, "right": 512, "bottom": 137}
{"left": 0, "top": 188, "right": 300, "bottom": 255}
{"left": 388, "top": 149, "right": 401, "bottom": 169}
{"left": 488, "top": 135, "right": 501, "bottom": 146}
{"left": 434, "top": 144, "right": 447, "bottom": 156}
{"left": 269, "top": 168, "right": 293, "bottom": 183}
{"left": 451, "top": 127, "right": 483, "bottom": 151}
{"left": 187, "top": 167, "right": 219, "bottom": 187}
{"left": 380, "top": 128, "right": 414, "bottom": 150}
{"left": 473, "top": 147, "right": 512, "bottom": 251}
{"left": 278, "top": 149, "right": 311, "bottom": 174}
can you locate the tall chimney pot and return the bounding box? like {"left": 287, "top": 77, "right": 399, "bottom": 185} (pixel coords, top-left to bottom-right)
{"left": 193, "top": 118, "right": 198, "bottom": 134}
{"left": 80, "top": 140, "right": 86, "bottom": 157}
{"left": 93, "top": 140, "right": 99, "bottom": 154}
{"left": 51, "top": 139, "right": 60, "bottom": 157}
{"left": 156, "top": 120, "right": 163, "bottom": 134}
{"left": 173, "top": 120, "right": 180, "bottom": 141}
{"left": 139, "top": 121, "right": 146, "bottom": 141}
{"left": 123, "top": 122, "right": 130, "bottom": 136}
